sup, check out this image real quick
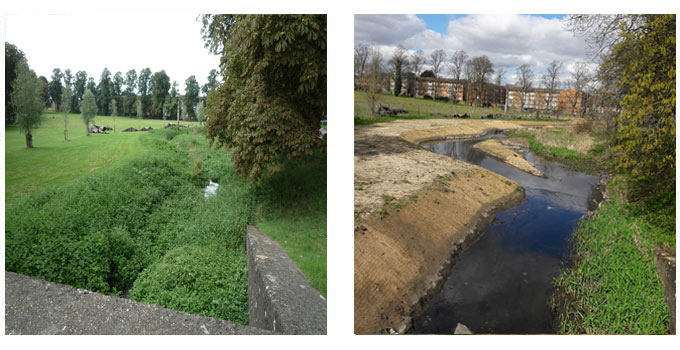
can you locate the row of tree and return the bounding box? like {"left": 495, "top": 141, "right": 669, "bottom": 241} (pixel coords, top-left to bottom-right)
{"left": 355, "top": 43, "right": 590, "bottom": 116}
{"left": 5, "top": 42, "right": 218, "bottom": 123}
{"left": 40, "top": 66, "right": 216, "bottom": 120}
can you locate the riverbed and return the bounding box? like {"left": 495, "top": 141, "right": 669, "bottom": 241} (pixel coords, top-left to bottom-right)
{"left": 413, "top": 135, "right": 601, "bottom": 334}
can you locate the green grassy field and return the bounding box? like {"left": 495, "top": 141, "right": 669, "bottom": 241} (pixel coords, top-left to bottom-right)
{"left": 5, "top": 110, "right": 198, "bottom": 204}
{"left": 354, "top": 90, "right": 567, "bottom": 121}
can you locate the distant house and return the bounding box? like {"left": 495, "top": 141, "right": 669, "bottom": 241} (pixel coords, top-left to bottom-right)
{"left": 388, "top": 76, "right": 507, "bottom": 108}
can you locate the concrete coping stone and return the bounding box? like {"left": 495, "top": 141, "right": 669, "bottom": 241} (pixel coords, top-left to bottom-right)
{"left": 246, "top": 225, "right": 327, "bottom": 334}
{"left": 4, "top": 271, "right": 273, "bottom": 335}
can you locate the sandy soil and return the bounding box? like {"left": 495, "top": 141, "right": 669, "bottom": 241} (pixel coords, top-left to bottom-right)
{"left": 354, "top": 118, "right": 566, "bottom": 334}
{"left": 474, "top": 139, "right": 544, "bottom": 176}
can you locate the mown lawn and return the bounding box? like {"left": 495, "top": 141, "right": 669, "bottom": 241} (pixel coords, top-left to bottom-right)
{"left": 5, "top": 110, "right": 197, "bottom": 204}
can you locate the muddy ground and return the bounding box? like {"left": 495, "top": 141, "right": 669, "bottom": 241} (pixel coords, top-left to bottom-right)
{"left": 354, "top": 119, "right": 567, "bottom": 334}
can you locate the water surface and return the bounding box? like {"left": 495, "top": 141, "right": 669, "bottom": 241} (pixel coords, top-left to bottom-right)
{"left": 413, "top": 136, "right": 600, "bottom": 334}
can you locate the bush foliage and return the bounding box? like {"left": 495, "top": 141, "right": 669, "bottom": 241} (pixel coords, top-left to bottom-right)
{"left": 5, "top": 128, "right": 253, "bottom": 323}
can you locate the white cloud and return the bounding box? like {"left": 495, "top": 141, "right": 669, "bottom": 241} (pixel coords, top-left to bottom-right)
{"left": 355, "top": 14, "right": 590, "bottom": 86}
{"left": 5, "top": 13, "right": 220, "bottom": 93}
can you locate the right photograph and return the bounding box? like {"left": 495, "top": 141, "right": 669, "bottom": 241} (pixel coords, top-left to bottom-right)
{"left": 354, "top": 14, "right": 675, "bottom": 335}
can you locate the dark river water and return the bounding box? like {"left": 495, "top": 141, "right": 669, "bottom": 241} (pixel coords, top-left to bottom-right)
{"left": 413, "top": 135, "right": 601, "bottom": 334}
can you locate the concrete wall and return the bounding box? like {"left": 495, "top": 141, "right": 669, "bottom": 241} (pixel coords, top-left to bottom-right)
{"left": 247, "top": 225, "right": 327, "bottom": 334}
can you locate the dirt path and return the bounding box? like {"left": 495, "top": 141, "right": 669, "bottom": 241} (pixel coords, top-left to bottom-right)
{"left": 354, "top": 119, "right": 566, "bottom": 334}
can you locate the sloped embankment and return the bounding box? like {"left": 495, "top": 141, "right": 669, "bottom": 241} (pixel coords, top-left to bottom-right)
{"left": 354, "top": 119, "right": 561, "bottom": 334}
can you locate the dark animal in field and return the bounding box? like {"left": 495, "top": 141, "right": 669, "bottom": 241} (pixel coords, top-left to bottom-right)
{"left": 102, "top": 126, "right": 113, "bottom": 131}
{"left": 460, "top": 113, "right": 470, "bottom": 119}
{"left": 122, "top": 127, "right": 138, "bottom": 132}
{"left": 140, "top": 126, "right": 153, "bottom": 131}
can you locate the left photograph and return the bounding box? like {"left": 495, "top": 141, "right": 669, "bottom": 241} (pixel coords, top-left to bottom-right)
{"left": 4, "top": 14, "right": 327, "bottom": 335}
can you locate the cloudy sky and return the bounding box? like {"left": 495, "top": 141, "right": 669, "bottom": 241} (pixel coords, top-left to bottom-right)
{"left": 4, "top": 13, "right": 220, "bottom": 93}
{"left": 355, "top": 14, "right": 594, "bottom": 86}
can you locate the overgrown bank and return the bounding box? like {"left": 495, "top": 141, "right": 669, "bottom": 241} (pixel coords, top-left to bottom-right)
{"left": 5, "top": 127, "right": 327, "bottom": 325}
{"left": 506, "top": 123, "right": 674, "bottom": 334}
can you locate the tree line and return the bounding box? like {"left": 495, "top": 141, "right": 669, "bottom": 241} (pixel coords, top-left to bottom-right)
{"left": 5, "top": 42, "right": 219, "bottom": 124}
{"left": 355, "top": 43, "right": 589, "bottom": 117}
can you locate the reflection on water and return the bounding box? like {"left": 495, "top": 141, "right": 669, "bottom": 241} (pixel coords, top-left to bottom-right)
{"left": 414, "top": 137, "right": 600, "bottom": 334}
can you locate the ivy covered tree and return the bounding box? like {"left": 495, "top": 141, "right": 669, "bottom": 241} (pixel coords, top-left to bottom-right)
{"left": 80, "top": 88, "right": 97, "bottom": 136}
{"left": 201, "top": 14, "right": 326, "bottom": 179}
{"left": 11, "top": 60, "right": 44, "bottom": 148}
{"left": 611, "top": 14, "right": 675, "bottom": 194}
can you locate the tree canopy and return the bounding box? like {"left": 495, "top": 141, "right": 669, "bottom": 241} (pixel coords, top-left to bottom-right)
{"left": 611, "top": 14, "right": 675, "bottom": 192}
{"left": 80, "top": 88, "right": 97, "bottom": 135}
{"left": 5, "top": 42, "right": 27, "bottom": 123}
{"left": 202, "top": 14, "right": 326, "bottom": 179}
{"left": 11, "top": 60, "right": 44, "bottom": 148}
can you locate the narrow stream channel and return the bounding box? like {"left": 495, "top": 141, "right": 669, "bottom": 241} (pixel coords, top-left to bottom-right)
{"left": 413, "top": 133, "right": 602, "bottom": 334}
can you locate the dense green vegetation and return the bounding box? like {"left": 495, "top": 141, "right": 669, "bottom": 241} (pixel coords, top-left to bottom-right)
{"left": 552, "top": 198, "right": 670, "bottom": 334}
{"left": 6, "top": 124, "right": 327, "bottom": 323}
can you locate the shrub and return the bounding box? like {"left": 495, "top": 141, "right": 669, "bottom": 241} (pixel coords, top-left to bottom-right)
{"left": 129, "top": 244, "right": 249, "bottom": 325}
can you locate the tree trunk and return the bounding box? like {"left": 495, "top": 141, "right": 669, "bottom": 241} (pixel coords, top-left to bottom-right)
{"left": 86, "top": 123, "right": 90, "bottom": 136}
{"left": 26, "top": 132, "right": 33, "bottom": 148}
{"left": 64, "top": 129, "right": 68, "bottom": 141}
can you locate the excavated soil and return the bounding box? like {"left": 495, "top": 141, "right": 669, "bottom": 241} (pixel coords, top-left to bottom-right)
{"left": 354, "top": 119, "right": 566, "bottom": 334}
{"left": 473, "top": 139, "right": 544, "bottom": 177}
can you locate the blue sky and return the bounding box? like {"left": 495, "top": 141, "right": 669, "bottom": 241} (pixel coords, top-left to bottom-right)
{"left": 415, "top": 14, "right": 567, "bottom": 35}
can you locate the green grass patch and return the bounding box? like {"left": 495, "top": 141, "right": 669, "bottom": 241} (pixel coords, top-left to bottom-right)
{"left": 354, "top": 91, "right": 569, "bottom": 121}
{"left": 528, "top": 138, "right": 588, "bottom": 160}
{"left": 552, "top": 199, "right": 671, "bottom": 334}
{"left": 4, "top": 111, "right": 198, "bottom": 204}
{"left": 252, "top": 152, "right": 327, "bottom": 296}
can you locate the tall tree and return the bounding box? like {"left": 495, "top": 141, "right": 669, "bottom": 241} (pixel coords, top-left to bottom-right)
{"left": 11, "top": 60, "right": 44, "bottom": 148}
{"left": 80, "top": 88, "right": 97, "bottom": 135}
{"left": 85, "top": 77, "right": 97, "bottom": 100}
{"left": 354, "top": 43, "right": 370, "bottom": 79}
{"left": 112, "top": 72, "right": 124, "bottom": 116}
{"left": 201, "top": 14, "right": 326, "bottom": 179}
{"left": 73, "top": 71, "right": 87, "bottom": 113}
{"left": 565, "top": 61, "right": 590, "bottom": 116}
{"left": 111, "top": 99, "right": 118, "bottom": 132}
{"left": 48, "top": 68, "right": 64, "bottom": 110}
{"left": 136, "top": 96, "right": 143, "bottom": 128}
{"left": 410, "top": 49, "right": 425, "bottom": 77}
{"left": 124, "top": 69, "right": 137, "bottom": 116}
{"left": 610, "top": 15, "right": 675, "bottom": 193}
{"left": 541, "top": 60, "right": 562, "bottom": 115}
{"left": 196, "top": 100, "right": 205, "bottom": 126}
{"left": 467, "top": 55, "right": 494, "bottom": 106}
{"left": 38, "top": 76, "right": 50, "bottom": 107}
{"left": 166, "top": 81, "right": 179, "bottom": 118}
{"left": 447, "top": 50, "right": 468, "bottom": 103}
{"left": 137, "top": 68, "right": 152, "bottom": 116}
{"left": 151, "top": 70, "right": 171, "bottom": 117}
{"left": 389, "top": 45, "right": 408, "bottom": 96}
{"left": 516, "top": 64, "right": 534, "bottom": 111}
{"left": 201, "top": 69, "right": 220, "bottom": 98}
{"left": 5, "top": 42, "right": 27, "bottom": 123}
{"left": 60, "top": 85, "right": 72, "bottom": 141}
{"left": 63, "top": 69, "right": 73, "bottom": 88}
{"left": 429, "top": 49, "right": 446, "bottom": 100}
{"left": 362, "top": 46, "right": 385, "bottom": 115}
{"left": 184, "top": 75, "right": 200, "bottom": 119}
{"left": 97, "top": 68, "right": 112, "bottom": 115}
